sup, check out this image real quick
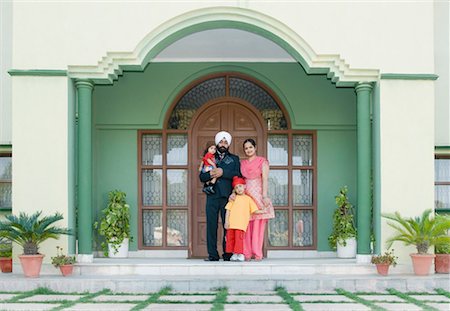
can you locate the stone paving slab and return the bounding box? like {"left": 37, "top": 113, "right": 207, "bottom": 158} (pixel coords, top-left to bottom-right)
{"left": 0, "top": 294, "right": 17, "bottom": 301}
{"left": 21, "top": 294, "right": 84, "bottom": 302}
{"left": 228, "top": 290, "right": 277, "bottom": 295}
{"left": 293, "top": 294, "right": 353, "bottom": 302}
{"left": 428, "top": 302, "right": 450, "bottom": 311}
{"left": 143, "top": 304, "right": 213, "bottom": 310}
{"left": 224, "top": 303, "right": 291, "bottom": 310}
{"left": 227, "top": 294, "right": 284, "bottom": 303}
{"left": 65, "top": 303, "right": 137, "bottom": 310}
{"left": 374, "top": 302, "right": 423, "bottom": 310}
{"left": 301, "top": 303, "right": 370, "bottom": 311}
{"left": 0, "top": 303, "right": 60, "bottom": 310}
{"left": 159, "top": 295, "right": 216, "bottom": 302}
{"left": 93, "top": 294, "right": 149, "bottom": 302}
{"left": 357, "top": 294, "right": 405, "bottom": 302}
{"left": 409, "top": 294, "right": 450, "bottom": 302}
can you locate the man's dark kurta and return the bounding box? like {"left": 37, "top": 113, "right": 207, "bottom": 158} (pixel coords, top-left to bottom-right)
{"left": 199, "top": 150, "right": 241, "bottom": 260}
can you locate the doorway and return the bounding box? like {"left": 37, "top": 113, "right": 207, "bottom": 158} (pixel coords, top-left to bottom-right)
{"left": 190, "top": 100, "right": 266, "bottom": 258}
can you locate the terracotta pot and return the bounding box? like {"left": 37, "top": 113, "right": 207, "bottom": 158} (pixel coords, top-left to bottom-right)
{"left": 0, "top": 257, "right": 12, "bottom": 273}
{"left": 59, "top": 264, "right": 73, "bottom": 276}
{"left": 410, "top": 253, "right": 435, "bottom": 276}
{"left": 435, "top": 254, "right": 450, "bottom": 274}
{"left": 19, "top": 254, "right": 44, "bottom": 278}
{"left": 375, "top": 263, "right": 390, "bottom": 276}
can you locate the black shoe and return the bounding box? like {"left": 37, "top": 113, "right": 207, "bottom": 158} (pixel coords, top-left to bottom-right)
{"left": 204, "top": 257, "right": 219, "bottom": 262}
{"left": 202, "top": 185, "right": 215, "bottom": 195}
{"left": 222, "top": 254, "right": 232, "bottom": 261}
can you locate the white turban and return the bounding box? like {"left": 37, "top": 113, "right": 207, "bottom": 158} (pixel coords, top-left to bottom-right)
{"left": 215, "top": 131, "right": 232, "bottom": 145}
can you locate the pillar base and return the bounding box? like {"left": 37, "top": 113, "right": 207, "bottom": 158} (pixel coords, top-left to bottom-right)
{"left": 77, "top": 254, "right": 94, "bottom": 263}
{"left": 356, "top": 254, "right": 372, "bottom": 264}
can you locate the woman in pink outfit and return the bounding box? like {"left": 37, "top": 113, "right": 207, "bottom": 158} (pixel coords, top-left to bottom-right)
{"left": 240, "top": 139, "right": 275, "bottom": 261}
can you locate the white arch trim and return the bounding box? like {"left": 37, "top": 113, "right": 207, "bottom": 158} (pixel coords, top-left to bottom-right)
{"left": 68, "top": 7, "right": 379, "bottom": 86}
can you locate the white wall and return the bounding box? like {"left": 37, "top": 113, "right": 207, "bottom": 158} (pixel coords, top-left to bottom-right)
{"left": 379, "top": 79, "right": 435, "bottom": 265}
{"left": 11, "top": 1, "right": 434, "bottom": 73}
{"left": 434, "top": 0, "right": 450, "bottom": 146}
{"left": 0, "top": 0, "right": 12, "bottom": 145}
{"left": 11, "top": 76, "right": 69, "bottom": 262}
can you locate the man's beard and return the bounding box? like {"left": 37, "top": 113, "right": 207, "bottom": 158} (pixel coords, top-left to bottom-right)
{"left": 218, "top": 146, "right": 228, "bottom": 153}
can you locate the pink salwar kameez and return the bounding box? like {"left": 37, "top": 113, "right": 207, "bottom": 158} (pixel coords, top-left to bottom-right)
{"left": 240, "top": 156, "right": 275, "bottom": 260}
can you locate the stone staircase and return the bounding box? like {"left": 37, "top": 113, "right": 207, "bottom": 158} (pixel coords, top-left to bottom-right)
{"left": 1, "top": 258, "right": 448, "bottom": 293}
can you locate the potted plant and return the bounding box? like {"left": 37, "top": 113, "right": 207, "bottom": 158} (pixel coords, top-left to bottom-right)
{"left": 0, "top": 211, "right": 71, "bottom": 277}
{"left": 0, "top": 241, "right": 12, "bottom": 273}
{"left": 51, "top": 246, "right": 76, "bottom": 276}
{"left": 435, "top": 213, "right": 450, "bottom": 274}
{"left": 328, "top": 186, "right": 357, "bottom": 258}
{"left": 94, "top": 190, "right": 132, "bottom": 258}
{"left": 371, "top": 249, "right": 398, "bottom": 276}
{"left": 383, "top": 209, "right": 450, "bottom": 276}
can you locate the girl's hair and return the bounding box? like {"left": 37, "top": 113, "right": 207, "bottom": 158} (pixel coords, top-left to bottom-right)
{"left": 243, "top": 138, "right": 257, "bottom": 148}
{"left": 203, "top": 141, "right": 216, "bottom": 156}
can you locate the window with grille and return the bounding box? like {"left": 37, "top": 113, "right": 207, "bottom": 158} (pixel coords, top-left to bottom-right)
{"left": 435, "top": 155, "right": 450, "bottom": 212}
{"left": 0, "top": 153, "right": 12, "bottom": 210}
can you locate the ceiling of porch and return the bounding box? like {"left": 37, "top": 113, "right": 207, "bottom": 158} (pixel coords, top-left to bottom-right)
{"left": 153, "top": 29, "right": 296, "bottom": 62}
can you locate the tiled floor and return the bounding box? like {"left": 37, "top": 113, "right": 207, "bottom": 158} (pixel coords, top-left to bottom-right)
{"left": 0, "top": 288, "right": 448, "bottom": 310}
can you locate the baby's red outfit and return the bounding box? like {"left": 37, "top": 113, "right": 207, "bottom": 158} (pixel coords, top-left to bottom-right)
{"left": 202, "top": 152, "right": 215, "bottom": 168}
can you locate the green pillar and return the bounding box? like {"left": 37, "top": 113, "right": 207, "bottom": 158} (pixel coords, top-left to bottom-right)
{"left": 355, "top": 82, "right": 373, "bottom": 255}
{"left": 76, "top": 79, "right": 94, "bottom": 256}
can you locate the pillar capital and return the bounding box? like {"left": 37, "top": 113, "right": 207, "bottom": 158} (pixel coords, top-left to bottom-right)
{"left": 355, "top": 82, "right": 373, "bottom": 93}
{"left": 75, "top": 79, "right": 94, "bottom": 90}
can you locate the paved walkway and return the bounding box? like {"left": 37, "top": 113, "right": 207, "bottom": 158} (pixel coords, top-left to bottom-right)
{"left": 0, "top": 287, "right": 448, "bottom": 310}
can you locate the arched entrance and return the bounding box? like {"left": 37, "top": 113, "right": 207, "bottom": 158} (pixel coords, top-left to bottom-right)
{"left": 137, "top": 72, "right": 317, "bottom": 256}
{"left": 190, "top": 100, "right": 266, "bottom": 258}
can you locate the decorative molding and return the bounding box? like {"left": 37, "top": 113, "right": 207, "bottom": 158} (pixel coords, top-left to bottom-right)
{"left": 0, "top": 145, "right": 12, "bottom": 153}
{"left": 67, "top": 7, "right": 380, "bottom": 87}
{"left": 435, "top": 146, "right": 450, "bottom": 155}
{"left": 381, "top": 73, "right": 439, "bottom": 80}
{"left": 8, "top": 69, "right": 67, "bottom": 76}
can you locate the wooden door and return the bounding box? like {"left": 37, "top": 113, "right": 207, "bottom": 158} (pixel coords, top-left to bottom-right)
{"left": 190, "top": 100, "right": 265, "bottom": 258}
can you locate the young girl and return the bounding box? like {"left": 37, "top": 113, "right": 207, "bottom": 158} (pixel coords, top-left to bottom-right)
{"left": 200, "top": 142, "right": 217, "bottom": 194}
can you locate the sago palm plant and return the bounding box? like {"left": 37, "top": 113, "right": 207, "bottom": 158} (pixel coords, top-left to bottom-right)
{"left": 383, "top": 209, "right": 450, "bottom": 254}
{"left": 0, "top": 211, "right": 71, "bottom": 255}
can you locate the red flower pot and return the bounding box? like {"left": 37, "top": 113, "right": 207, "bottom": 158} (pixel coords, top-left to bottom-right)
{"left": 59, "top": 264, "right": 73, "bottom": 276}
{"left": 410, "top": 253, "right": 435, "bottom": 276}
{"left": 19, "top": 254, "right": 44, "bottom": 278}
{"left": 0, "top": 257, "right": 12, "bottom": 273}
{"left": 375, "top": 263, "right": 390, "bottom": 276}
{"left": 435, "top": 254, "right": 450, "bottom": 274}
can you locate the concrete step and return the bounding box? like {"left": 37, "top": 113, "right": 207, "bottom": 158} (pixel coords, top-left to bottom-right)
{"left": 0, "top": 273, "right": 448, "bottom": 293}
{"left": 59, "top": 258, "right": 414, "bottom": 276}
{"left": 2, "top": 258, "right": 448, "bottom": 293}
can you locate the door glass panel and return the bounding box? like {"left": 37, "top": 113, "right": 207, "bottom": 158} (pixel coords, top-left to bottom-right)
{"left": 143, "top": 210, "right": 162, "bottom": 246}
{"left": 268, "top": 135, "right": 288, "bottom": 165}
{"left": 293, "top": 210, "right": 313, "bottom": 246}
{"left": 293, "top": 135, "right": 313, "bottom": 166}
{"left": 167, "top": 210, "right": 188, "bottom": 246}
{"left": 268, "top": 210, "right": 288, "bottom": 246}
{"left": 167, "top": 169, "right": 187, "bottom": 206}
{"left": 142, "top": 169, "right": 162, "bottom": 206}
{"left": 435, "top": 185, "right": 450, "bottom": 210}
{"left": 268, "top": 170, "right": 288, "bottom": 206}
{"left": 167, "top": 134, "right": 188, "bottom": 165}
{"left": 142, "top": 134, "right": 162, "bottom": 165}
{"left": 293, "top": 170, "right": 313, "bottom": 206}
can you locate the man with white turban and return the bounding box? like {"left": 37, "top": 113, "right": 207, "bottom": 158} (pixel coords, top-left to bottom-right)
{"left": 199, "top": 131, "right": 241, "bottom": 261}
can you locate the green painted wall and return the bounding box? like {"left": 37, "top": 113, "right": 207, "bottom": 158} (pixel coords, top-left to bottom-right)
{"left": 93, "top": 62, "right": 356, "bottom": 252}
